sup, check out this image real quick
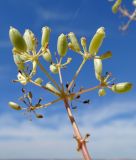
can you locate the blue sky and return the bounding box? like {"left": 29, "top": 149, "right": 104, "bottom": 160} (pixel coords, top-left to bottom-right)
{"left": 0, "top": 0, "right": 136, "bottom": 159}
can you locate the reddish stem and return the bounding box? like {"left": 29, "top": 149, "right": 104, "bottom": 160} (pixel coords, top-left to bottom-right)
{"left": 63, "top": 98, "right": 92, "bottom": 160}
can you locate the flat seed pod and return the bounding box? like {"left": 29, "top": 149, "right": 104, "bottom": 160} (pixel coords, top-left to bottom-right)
{"left": 57, "top": 33, "right": 68, "bottom": 57}
{"left": 111, "top": 82, "right": 132, "bottom": 93}
{"left": 94, "top": 57, "right": 102, "bottom": 81}
{"left": 23, "top": 29, "right": 37, "bottom": 51}
{"left": 112, "top": 0, "right": 122, "bottom": 14}
{"left": 41, "top": 26, "right": 51, "bottom": 48}
{"left": 68, "top": 32, "right": 81, "bottom": 52}
{"left": 9, "top": 27, "right": 27, "bottom": 52}
{"left": 8, "top": 101, "right": 22, "bottom": 110}
{"left": 89, "top": 27, "right": 105, "bottom": 56}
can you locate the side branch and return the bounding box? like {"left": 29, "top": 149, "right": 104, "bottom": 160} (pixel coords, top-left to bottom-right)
{"left": 68, "top": 59, "right": 86, "bottom": 91}
{"left": 37, "top": 60, "right": 61, "bottom": 92}
{"left": 35, "top": 98, "right": 62, "bottom": 109}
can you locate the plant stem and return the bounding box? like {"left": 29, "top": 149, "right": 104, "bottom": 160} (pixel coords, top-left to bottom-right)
{"left": 37, "top": 60, "right": 61, "bottom": 92}
{"left": 63, "top": 98, "right": 92, "bottom": 160}
{"left": 68, "top": 59, "right": 86, "bottom": 91}
{"left": 76, "top": 85, "right": 100, "bottom": 96}
{"left": 58, "top": 57, "right": 64, "bottom": 91}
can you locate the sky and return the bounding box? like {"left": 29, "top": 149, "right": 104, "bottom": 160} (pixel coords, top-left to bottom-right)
{"left": 0, "top": 0, "right": 136, "bottom": 159}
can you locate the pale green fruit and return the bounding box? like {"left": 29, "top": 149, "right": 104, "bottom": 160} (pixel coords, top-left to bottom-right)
{"left": 32, "top": 60, "right": 37, "bottom": 75}
{"left": 50, "top": 64, "right": 59, "bottom": 74}
{"left": 13, "top": 54, "right": 25, "bottom": 70}
{"left": 94, "top": 57, "right": 102, "bottom": 80}
{"left": 9, "top": 27, "right": 27, "bottom": 52}
{"left": 100, "top": 51, "right": 112, "bottom": 60}
{"left": 45, "top": 82, "right": 60, "bottom": 94}
{"left": 42, "top": 49, "right": 52, "bottom": 62}
{"left": 133, "top": 0, "right": 136, "bottom": 6}
{"left": 68, "top": 32, "right": 81, "bottom": 52}
{"left": 111, "top": 82, "right": 132, "bottom": 93}
{"left": 17, "top": 72, "right": 28, "bottom": 85}
{"left": 8, "top": 101, "right": 22, "bottom": 110}
{"left": 67, "top": 57, "right": 72, "bottom": 63}
{"left": 81, "top": 37, "right": 87, "bottom": 51}
{"left": 112, "top": 0, "right": 122, "bottom": 14}
{"left": 34, "top": 78, "right": 43, "bottom": 85}
{"left": 98, "top": 88, "right": 106, "bottom": 96}
{"left": 89, "top": 27, "right": 105, "bottom": 56}
{"left": 41, "top": 26, "right": 51, "bottom": 48}
{"left": 23, "top": 29, "right": 37, "bottom": 51}
{"left": 81, "top": 37, "right": 86, "bottom": 48}
{"left": 57, "top": 33, "right": 68, "bottom": 57}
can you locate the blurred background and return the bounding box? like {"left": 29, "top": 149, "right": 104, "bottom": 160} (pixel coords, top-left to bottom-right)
{"left": 0, "top": 0, "right": 136, "bottom": 159}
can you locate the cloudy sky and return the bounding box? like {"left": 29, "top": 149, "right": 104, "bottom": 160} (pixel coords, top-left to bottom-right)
{"left": 0, "top": 0, "right": 136, "bottom": 159}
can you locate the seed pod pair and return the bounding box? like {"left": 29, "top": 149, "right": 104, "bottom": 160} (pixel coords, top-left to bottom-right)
{"left": 50, "top": 64, "right": 59, "bottom": 74}
{"left": 68, "top": 32, "right": 81, "bottom": 52}
{"left": 42, "top": 49, "right": 52, "bottom": 62}
{"left": 9, "top": 27, "right": 27, "bottom": 52}
{"left": 111, "top": 82, "right": 132, "bottom": 93}
{"left": 23, "top": 29, "right": 37, "bottom": 51}
{"left": 13, "top": 54, "right": 25, "bottom": 70}
{"left": 57, "top": 33, "right": 68, "bottom": 57}
{"left": 45, "top": 82, "right": 60, "bottom": 95}
{"left": 94, "top": 57, "right": 102, "bottom": 81}
{"left": 41, "top": 26, "right": 51, "bottom": 48}
{"left": 112, "top": 0, "right": 122, "bottom": 14}
{"left": 89, "top": 27, "right": 105, "bottom": 56}
{"left": 8, "top": 101, "right": 22, "bottom": 110}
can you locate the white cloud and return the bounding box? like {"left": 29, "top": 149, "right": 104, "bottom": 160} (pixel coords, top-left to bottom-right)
{"left": 37, "top": 7, "right": 71, "bottom": 21}
{"left": 0, "top": 99, "right": 136, "bottom": 159}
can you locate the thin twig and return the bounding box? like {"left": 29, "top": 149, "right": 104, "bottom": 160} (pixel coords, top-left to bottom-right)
{"left": 37, "top": 60, "right": 61, "bottom": 92}
{"left": 75, "top": 85, "right": 100, "bottom": 96}
{"left": 58, "top": 57, "right": 64, "bottom": 91}
{"left": 68, "top": 59, "right": 86, "bottom": 91}
{"left": 35, "top": 98, "right": 62, "bottom": 109}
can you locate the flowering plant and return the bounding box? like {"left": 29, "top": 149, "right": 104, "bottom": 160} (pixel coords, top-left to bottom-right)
{"left": 9, "top": 26, "right": 132, "bottom": 160}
